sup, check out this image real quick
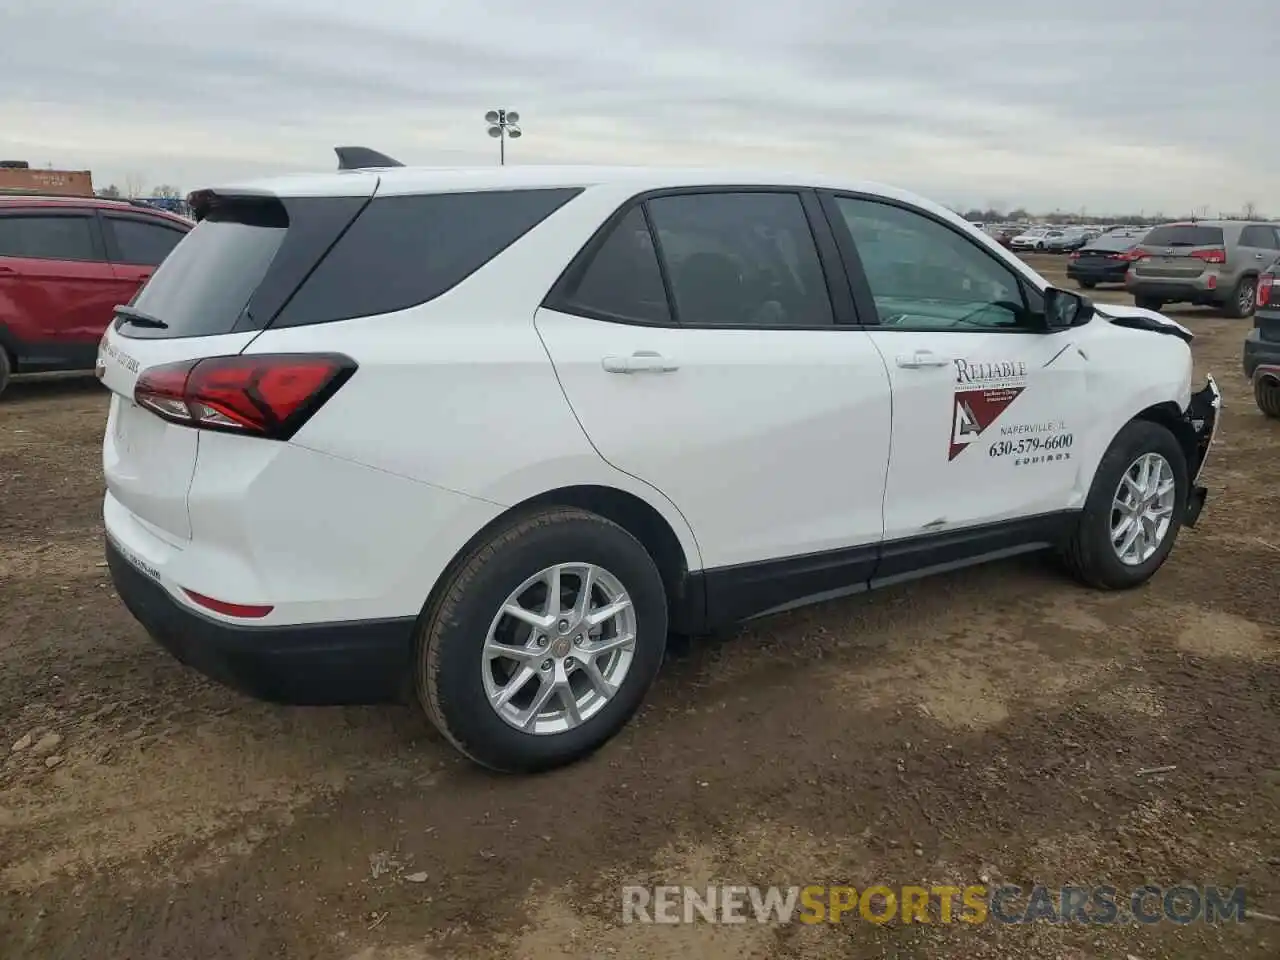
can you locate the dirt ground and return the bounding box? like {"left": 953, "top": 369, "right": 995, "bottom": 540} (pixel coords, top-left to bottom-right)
{"left": 1, "top": 254, "right": 1277, "bottom": 959}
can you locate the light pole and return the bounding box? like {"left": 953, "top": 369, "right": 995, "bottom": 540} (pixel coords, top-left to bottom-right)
{"left": 485, "top": 109, "right": 522, "bottom": 166}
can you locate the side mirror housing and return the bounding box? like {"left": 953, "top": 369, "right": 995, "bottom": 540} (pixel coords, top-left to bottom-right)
{"left": 1042, "top": 286, "right": 1094, "bottom": 331}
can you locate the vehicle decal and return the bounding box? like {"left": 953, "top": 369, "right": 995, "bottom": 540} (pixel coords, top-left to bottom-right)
{"left": 948, "top": 359, "right": 1028, "bottom": 460}
{"left": 987, "top": 419, "right": 1073, "bottom": 466}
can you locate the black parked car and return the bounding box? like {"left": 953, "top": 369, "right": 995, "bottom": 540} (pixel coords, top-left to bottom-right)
{"left": 1066, "top": 230, "right": 1148, "bottom": 289}
{"left": 1244, "top": 256, "right": 1280, "bottom": 418}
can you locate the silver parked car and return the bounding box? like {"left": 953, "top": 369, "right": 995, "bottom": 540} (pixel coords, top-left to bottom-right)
{"left": 1126, "top": 221, "right": 1280, "bottom": 318}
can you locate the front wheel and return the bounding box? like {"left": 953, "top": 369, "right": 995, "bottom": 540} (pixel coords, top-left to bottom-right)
{"left": 416, "top": 507, "right": 668, "bottom": 773}
{"left": 1256, "top": 374, "right": 1280, "bottom": 418}
{"left": 1134, "top": 295, "right": 1164, "bottom": 311}
{"left": 1059, "top": 421, "right": 1188, "bottom": 590}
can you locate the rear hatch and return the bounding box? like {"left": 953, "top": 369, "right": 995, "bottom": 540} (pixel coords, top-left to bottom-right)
{"left": 1073, "top": 235, "right": 1139, "bottom": 267}
{"left": 1131, "top": 224, "right": 1226, "bottom": 280}
{"left": 100, "top": 183, "right": 375, "bottom": 541}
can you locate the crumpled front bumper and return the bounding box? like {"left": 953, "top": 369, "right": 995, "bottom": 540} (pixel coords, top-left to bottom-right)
{"left": 1182, "top": 374, "right": 1222, "bottom": 527}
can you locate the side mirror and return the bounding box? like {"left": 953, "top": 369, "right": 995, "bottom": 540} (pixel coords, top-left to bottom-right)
{"left": 1043, "top": 286, "right": 1094, "bottom": 330}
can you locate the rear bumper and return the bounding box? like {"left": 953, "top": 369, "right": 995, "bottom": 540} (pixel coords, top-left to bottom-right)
{"left": 1243, "top": 326, "right": 1280, "bottom": 379}
{"left": 1066, "top": 261, "right": 1129, "bottom": 283}
{"left": 1126, "top": 276, "right": 1219, "bottom": 303}
{"left": 107, "top": 536, "right": 415, "bottom": 705}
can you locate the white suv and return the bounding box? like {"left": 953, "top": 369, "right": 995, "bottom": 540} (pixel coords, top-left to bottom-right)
{"left": 99, "top": 153, "right": 1221, "bottom": 772}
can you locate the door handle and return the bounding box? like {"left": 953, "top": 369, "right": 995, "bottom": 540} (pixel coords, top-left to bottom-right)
{"left": 0, "top": 265, "right": 15, "bottom": 275}
{"left": 895, "top": 350, "right": 952, "bottom": 369}
{"left": 602, "top": 351, "right": 679, "bottom": 374}
{"left": 1256, "top": 253, "right": 1268, "bottom": 260}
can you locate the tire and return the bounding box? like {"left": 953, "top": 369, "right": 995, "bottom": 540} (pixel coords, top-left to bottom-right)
{"left": 1256, "top": 374, "right": 1280, "bottom": 419}
{"left": 0, "top": 349, "right": 10, "bottom": 400}
{"left": 1059, "top": 420, "right": 1188, "bottom": 590}
{"left": 1223, "top": 276, "right": 1257, "bottom": 319}
{"left": 416, "top": 506, "right": 668, "bottom": 773}
{"left": 1134, "top": 295, "right": 1164, "bottom": 311}
{"left": 1078, "top": 280, "right": 1097, "bottom": 290}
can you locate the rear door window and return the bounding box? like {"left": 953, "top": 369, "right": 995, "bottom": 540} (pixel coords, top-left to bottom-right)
{"left": 1142, "top": 225, "right": 1224, "bottom": 248}
{"left": 556, "top": 207, "right": 671, "bottom": 325}
{"left": 275, "top": 188, "right": 582, "bottom": 327}
{"left": 106, "top": 216, "right": 188, "bottom": 265}
{"left": 0, "top": 214, "right": 101, "bottom": 261}
{"left": 1240, "top": 225, "right": 1279, "bottom": 250}
{"left": 643, "top": 191, "right": 834, "bottom": 328}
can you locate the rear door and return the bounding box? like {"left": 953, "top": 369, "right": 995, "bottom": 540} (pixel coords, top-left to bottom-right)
{"left": 102, "top": 212, "right": 189, "bottom": 301}
{"left": 0, "top": 209, "right": 116, "bottom": 354}
{"left": 100, "top": 186, "right": 374, "bottom": 542}
{"left": 536, "top": 189, "right": 893, "bottom": 596}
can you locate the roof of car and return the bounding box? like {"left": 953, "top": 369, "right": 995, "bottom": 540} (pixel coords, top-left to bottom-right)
{"left": 0, "top": 194, "right": 192, "bottom": 226}
{"left": 199, "top": 164, "right": 934, "bottom": 209}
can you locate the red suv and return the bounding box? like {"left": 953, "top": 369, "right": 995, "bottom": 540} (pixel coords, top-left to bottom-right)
{"left": 0, "top": 195, "right": 192, "bottom": 397}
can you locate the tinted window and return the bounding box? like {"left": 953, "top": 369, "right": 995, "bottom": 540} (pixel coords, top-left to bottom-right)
{"left": 1083, "top": 235, "right": 1142, "bottom": 252}
{"left": 128, "top": 202, "right": 288, "bottom": 338}
{"left": 276, "top": 188, "right": 581, "bottom": 327}
{"left": 1240, "top": 225, "right": 1279, "bottom": 249}
{"left": 834, "top": 197, "right": 1027, "bottom": 330}
{"left": 109, "top": 217, "right": 186, "bottom": 265}
{"left": 561, "top": 207, "right": 670, "bottom": 324}
{"left": 1141, "top": 225, "right": 1224, "bottom": 247}
{"left": 0, "top": 215, "right": 98, "bottom": 261}
{"left": 644, "top": 192, "right": 833, "bottom": 327}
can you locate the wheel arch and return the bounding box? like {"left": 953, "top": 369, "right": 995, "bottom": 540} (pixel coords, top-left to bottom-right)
{"left": 416, "top": 484, "right": 706, "bottom": 652}
{"left": 1131, "top": 401, "right": 1197, "bottom": 474}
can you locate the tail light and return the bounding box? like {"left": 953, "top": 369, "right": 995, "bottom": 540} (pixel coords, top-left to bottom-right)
{"left": 134, "top": 353, "right": 356, "bottom": 440}
{"left": 1117, "top": 248, "right": 1144, "bottom": 262}
{"left": 1260, "top": 274, "right": 1274, "bottom": 308}
{"left": 1068, "top": 251, "right": 1081, "bottom": 260}
{"left": 1191, "top": 248, "right": 1227, "bottom": 264}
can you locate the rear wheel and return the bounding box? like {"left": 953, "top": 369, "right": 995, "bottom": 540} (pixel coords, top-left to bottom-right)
{"left": 1078, "top": 280, "right": 1097, "bottom": 290}
{"left": 1134, "top": 295, "right": 1164, "bottom": 311}
{"left": 416, "top": 507, "right": 668, "bottom": 773}
{"left": 1223, "top": 276, "right": 1257, "bottom": 319}
{"left": 0, "top": 349, "right": 9, "bottom": 399}
{"left": 1256, "top": 374, "right": 1280, "bottom": 418}
{"left": 1059, "top": 421, "right": 1188, "bottom": 590}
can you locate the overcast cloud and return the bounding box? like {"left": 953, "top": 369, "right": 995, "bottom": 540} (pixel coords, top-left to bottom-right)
{"left": 1, "top": 0, "right": 1273, "bottom": 215}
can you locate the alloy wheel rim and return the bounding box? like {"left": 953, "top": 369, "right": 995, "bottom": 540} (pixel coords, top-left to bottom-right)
{"left": 1240, "top": 283, "right": 1255, "bottom": 313}
{"left": 1110, "top": 453, "right": 1176, "bottom": 566}
{"left": 482, "top": 562, "right": 636, "bottom": 735}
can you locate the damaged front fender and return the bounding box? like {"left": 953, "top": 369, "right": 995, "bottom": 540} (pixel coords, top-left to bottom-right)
{"left": 1181, "top": 374, "right": 1222, "bottom": 527}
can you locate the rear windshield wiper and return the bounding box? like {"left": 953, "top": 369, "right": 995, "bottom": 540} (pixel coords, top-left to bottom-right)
{"left": 114, "top": 305, "right": 169, "bottom": 329}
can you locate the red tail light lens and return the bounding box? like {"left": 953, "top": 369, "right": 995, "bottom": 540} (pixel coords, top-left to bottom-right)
{"left": 134, "top": 353, "right": 356, "bottom": 440}
{"left": 1191, "top": 248, "right": 1227, "bottom": 264}
{"left": 1068, "top": 251, "right": 1081, "bottom": 260}
{"left": 1117, "top": 248, "right": 1144, "bottom": 262}
{"left": 1260, "top": 274, "right": 1274, "bottom": 308}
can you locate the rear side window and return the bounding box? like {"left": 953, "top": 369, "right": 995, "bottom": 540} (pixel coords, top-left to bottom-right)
{"left": 107, "top": 216, "right": 187, "bottom": 265}
{"left": 1142, "top": 225, "right": 1224, "bottom": 247}
{"left": 1240, "top": 225, "right": 1280, "bottom": 250}
{"left": 0, "top": 214, "right": 99, "bottom": 261}
{"left": 558, "top": 207, "right": 671, "bottom": 325}
{"left": 275, "top": 188, "right": 581, "bottom": 327}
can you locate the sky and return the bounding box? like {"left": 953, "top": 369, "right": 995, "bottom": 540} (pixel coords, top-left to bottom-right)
{"left": 1, "top": 0, "right": 1274, "bottom": 216}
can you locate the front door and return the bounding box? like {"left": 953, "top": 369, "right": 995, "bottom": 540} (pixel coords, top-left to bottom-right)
{"left": 821, "top": 193, "right": 1093, "bottom": 556}
{"left": 535, "top": 190, "right": 893, "bottom": 608}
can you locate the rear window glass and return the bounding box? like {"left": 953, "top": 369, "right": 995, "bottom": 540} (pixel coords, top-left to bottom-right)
{"left": 1142, "top": 225, "right": 1224, "bottom": 247}
{"left": 0, "top": 215, "right": 99, "bottom": 261}
{"left": 1084, "top": 235, "right": 1141, "bottom": 252}
{"left": 127, "top": 202, "right": 288, "bottom": 338}
{"left": 275, "top": 188, "right": 582, "bottom": 327}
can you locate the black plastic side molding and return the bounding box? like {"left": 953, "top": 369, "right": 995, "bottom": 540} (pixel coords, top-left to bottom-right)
{"left": 335, "top": 146, "right": 404, "bottom": 170}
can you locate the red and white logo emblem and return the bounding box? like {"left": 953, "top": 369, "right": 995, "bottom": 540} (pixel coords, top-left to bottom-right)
{"left": 948, "top": 359, "right": 1028, "bottom": 460}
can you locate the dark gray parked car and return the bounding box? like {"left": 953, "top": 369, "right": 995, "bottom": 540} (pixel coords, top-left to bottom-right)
{"left": 1126, "top": 220, "right": 1280, "bottom": 318}
{"left": 1244, "top": 258, "right": 1280, "bottom": 417}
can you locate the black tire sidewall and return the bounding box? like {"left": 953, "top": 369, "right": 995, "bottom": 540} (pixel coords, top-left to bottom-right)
{"left": 0, "top": 349, "right": 10, "bottom": 398}
{"left": 422, "top": 513, "right": 668, "bottom": 772}
{"left": 1077, "top": 421, "right": 1189, "bottom": 588}
{"left": 1226, "top": 277, "right": 1256, "bottom": 319}
{"left": 1256, "top": 377, "right": 1280, "bottom": 418}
